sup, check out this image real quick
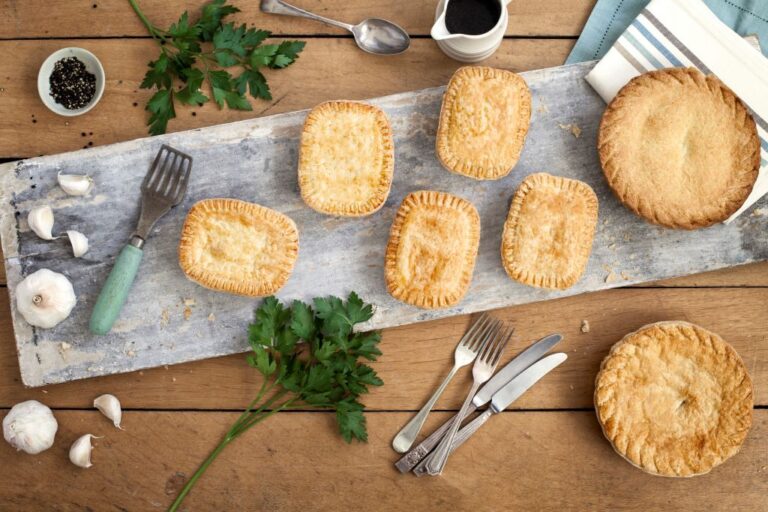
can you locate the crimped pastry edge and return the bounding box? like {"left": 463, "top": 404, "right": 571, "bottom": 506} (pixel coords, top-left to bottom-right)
{"left": 178, "top": 198, "right": 300, "bottom": 297}
{"left": 597, "top": 67, "right": 760, "bottom": 229}
{"left": 436, "top": 66, "right": 532, "bottom": 180}
{"left": 298, "top": 100, "right": 395, "bottom": 217}
{"left": 384, "top": 190, "right": 480, "bottom": 308}
{"left": 593, "top": 320, "right": 754, "bottom": 478}
{"left": 501, "top": 172, "right": 598, "bottom": 289}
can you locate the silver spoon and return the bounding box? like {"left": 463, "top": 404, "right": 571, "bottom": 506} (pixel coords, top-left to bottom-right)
{"left": 260, "top": 0, "right": 410, "bottom": 55}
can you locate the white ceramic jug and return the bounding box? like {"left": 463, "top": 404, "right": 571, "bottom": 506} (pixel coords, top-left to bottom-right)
{"left": 431, "top": 0, "right": 511, "bottom": 62}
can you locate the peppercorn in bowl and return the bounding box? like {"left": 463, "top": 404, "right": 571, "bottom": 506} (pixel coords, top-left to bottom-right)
{"left": 37, "top": 47, "right": 105, "bottom": 116}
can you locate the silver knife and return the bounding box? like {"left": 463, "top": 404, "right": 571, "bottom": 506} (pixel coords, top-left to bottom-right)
{"left": 413, "top": 352, "right": 568, "bottom": 476}
{"left": 394, "top": 333, "right": 563, "bottom": 473}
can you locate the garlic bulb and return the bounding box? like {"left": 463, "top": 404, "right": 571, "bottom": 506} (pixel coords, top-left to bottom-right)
{"left": 93, "top": 394, "right": 122, "bottom": 429}
{"left": 27, "top": 205, "right": 55, "bottom": 240}
{"left": 66, "top": 230, "right": 89, "bottom": 258}
{"left": 58, "top": 172, "right": 94, "bottom": 196}
{"left": 69, "top": 434, "right": 99, "bottom": 468}
{"left": 16, "top": 269, "right": 76, "bottom": 328}
{"left": 3, "top": 400, "right": 58, "bottom": 454}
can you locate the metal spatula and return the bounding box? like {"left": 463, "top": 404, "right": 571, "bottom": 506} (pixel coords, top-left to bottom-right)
{"left": 89, "top": 145, "right": 192, "bottom": 335}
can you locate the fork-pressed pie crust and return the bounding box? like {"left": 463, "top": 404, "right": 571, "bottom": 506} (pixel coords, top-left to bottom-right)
{"left": 595, "top": 321, "right": 753, "bottom": 477}
{"left": 179, "top": 198, "right": 299, "bottom": 297}
{"left": 437, "top": 66, "right": 532, "bottom": 180}
{"left": 501, "top": 173, "right": 598, "bottom": 290}
{"left": 385, "top": 191, "right": 480, "bottom": 308}
{"left": 598, "top": 68, "right": 760, "bottom": 229}
{"left": 298, "top": 101, "right": 394, "bottom": 216}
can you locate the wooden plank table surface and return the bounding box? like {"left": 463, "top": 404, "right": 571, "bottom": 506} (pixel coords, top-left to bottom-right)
{"left": 0, "top": 1, "right": 766, "bottom": 510}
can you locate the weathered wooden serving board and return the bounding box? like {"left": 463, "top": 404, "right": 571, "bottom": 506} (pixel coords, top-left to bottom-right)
{"left": 1, "top": 61, "right": 766, "bottom": 387}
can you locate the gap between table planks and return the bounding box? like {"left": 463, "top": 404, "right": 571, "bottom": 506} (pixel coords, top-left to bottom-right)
{"left": 0, "top": 410, "right": 765, "bottom": 511}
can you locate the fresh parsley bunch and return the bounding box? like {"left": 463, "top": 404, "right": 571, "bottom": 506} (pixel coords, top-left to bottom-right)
{"left": 129, "top": 0, "right": 306, "bottom": 135}
{"left": 169, "top": 293, "right": 382, "bottom": 511}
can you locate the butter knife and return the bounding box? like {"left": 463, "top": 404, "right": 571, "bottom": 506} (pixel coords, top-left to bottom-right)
{"left": 394, "top": 333, "right": 562, "bottom": 473}
{"left": 413, "top": 352, "right": 568, "bottom": 476}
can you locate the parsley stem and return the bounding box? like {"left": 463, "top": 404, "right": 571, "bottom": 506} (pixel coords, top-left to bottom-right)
{"left": 128, "top": 0, "right": 165, "bottom": 41}
{"left": 168, "top": 394, "right": 294, "bottom": 512}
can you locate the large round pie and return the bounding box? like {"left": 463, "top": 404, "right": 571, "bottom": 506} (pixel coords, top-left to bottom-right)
{"left": 598, "top": 68, "right": 760, "bottom": 229}
{"left": 594, "top": 321, "right": 753, "bottom": 477}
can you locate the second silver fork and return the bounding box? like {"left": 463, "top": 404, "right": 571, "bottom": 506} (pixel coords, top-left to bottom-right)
{"left": 423, "top": 322, "right": 513, "bottom": 475}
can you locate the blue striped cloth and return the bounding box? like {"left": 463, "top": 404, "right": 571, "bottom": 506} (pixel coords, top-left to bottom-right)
{"left": 584, "top": 0, "right": 768, "bottom": 220}
{"left": 567, "top": 0, "right": 768, "bottom": 63}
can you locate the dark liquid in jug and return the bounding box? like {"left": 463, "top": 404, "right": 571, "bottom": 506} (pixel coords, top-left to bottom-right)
{"left": 445, "top": 0, "right": 502, "bottom": 36}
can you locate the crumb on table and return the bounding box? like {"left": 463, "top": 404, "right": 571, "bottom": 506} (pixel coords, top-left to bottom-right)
{"left": 580, "top": 319, "right": 590, "bottom": 333}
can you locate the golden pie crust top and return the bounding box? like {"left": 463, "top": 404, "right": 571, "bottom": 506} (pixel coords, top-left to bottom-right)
{"left": 595, "top": 321, "right": 753, "bottom": 477}
{"left": 298, "top": 101, "right": 394, "bottom": 217}
{"left": 501, "top": 173, "right": 598, "bottom": 290}
{"left": 598, "top": 68, "right": 760, "bottom": 229}
{"left": 178, "top": 198, "right": 299, "bottom": 297}
{"left": 385, "top": 191, "right": 480, "bottom": 309}
{"left": 437, "top": 66, "right": 532, "bottom": 180}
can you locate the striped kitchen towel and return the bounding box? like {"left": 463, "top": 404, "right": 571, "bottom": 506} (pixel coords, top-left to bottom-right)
{"left": 586, "top": 0, "right": 768, "bottom": 221}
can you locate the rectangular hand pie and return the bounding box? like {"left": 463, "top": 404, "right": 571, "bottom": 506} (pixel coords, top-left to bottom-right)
{"left": 385, "top": 191, "right": 480, "bottom": 308}
{"left": 501, "top": 173, "right": 598, "bottom": 290}
{"left": 437, "top": 66, "right": 531, "bottom": 180}
{"left": 298, "top": 101, "right": 394, "bottom": 217}
{"left": 179, "top": 198, "right": 299, "bottom": 297}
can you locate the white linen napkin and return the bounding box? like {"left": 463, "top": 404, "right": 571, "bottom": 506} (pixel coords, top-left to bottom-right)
{"left": 586, "top": 0, "right": 768, "bottom": 221}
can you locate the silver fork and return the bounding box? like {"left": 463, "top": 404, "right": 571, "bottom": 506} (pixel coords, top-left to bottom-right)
{"left": 89, "top": 145, "right": 193, "bottom": 335}
{"left": 424, "top": 323, "right": 513, "bottom": 475}
{"left": 392, "top": 314, "right": 496, "bottom": 453}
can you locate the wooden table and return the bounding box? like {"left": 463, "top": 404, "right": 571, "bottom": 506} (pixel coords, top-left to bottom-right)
{"left": 0, "top": 1, "right": 765, "bottom": 510}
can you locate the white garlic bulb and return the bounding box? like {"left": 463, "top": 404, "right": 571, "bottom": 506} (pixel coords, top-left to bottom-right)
{"left": 93, "top": 394, "right": 122, "bottom": 429}
{"left": 16, "top": 269, "right": 76, "bottom": 328}
{"left": 27, "top": 205, "right": 55, "bottom": 240}
{"left": 69, "top": 434, "right": 99, "bottom": 468}
{"left": 58, "top": 172, "right": 94, "bottom": 196}
{"left": 3, "top": 400, "right": 58, "bottom": 454}
{"left": 66, "top": 230, "right": 89, "bottom": 258}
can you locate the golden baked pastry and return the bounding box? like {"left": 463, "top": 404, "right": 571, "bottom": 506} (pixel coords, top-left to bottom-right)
{"left": 501, "top": 173, "right": 598, "bottom": 290}
{"left": 436, "top": 66, "right": 532, "bottom": 180}
{"left": 595, "top": 321, "right": 753, "bottom": 478}
{"left": 598, "top": 68, "right": 760, "bottom": 229}
{"left": 178, "top": 198, "right": 299, "bottom": 297}
{"left": 385, "top": 191, "right": 480, "bottom": 308}
{"left": 298, "top": 100, "right": 394, "bottom": 216}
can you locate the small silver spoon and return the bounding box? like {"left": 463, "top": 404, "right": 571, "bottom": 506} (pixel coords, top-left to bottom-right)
{"left": 260, "top": 0, "right": 410, "bottom": 55}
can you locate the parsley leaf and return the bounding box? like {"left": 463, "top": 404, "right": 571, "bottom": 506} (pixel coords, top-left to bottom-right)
{"left": 131, "top": 0, "right": 305, "bottom": 135}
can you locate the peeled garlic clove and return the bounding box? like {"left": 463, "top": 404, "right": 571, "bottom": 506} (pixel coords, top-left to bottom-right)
{"left": 57, "top": 172, "right": 94, "bottom": 196}
{"left": 27, "top": 205, "right": 55, "bottom": 240}
{"left": 3, "top": 400, "right": 58, "bottom": 454}
{"left": 69, "top": 434, "right": 99, "bottom": 468}
{"left": 66, "top": 230, "right": 89, "bottom": 258}
{"left": 93, "top": 394, "right": 122, "bottom": 430}
{"left": 16, "top": 269, "right": 76, "bottom": 328}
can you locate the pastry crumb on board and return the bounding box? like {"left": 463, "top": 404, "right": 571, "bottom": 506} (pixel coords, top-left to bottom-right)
{"left": 580, "top": 320, "right": 590, "bottom": 333}
{"left": 558, "top": 123, "right": 582, "bottom": 138}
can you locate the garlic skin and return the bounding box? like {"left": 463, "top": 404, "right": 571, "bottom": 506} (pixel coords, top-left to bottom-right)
{"left": 16, "top": 269, "right": 76, "bottom": 328}
{"left": 66, "top": 230, "right": 89, "bottom": 258}
{"left": 94, "top": 394, "right": 122, "bottom": 430}
{"left": 69, "top": 434, "right": 98, "bottom": 468}
{"left": 58, "top": 172, "right": 94, "bottom": 196}
{"left": 27, "top": 205, "right": 55, "bottom": 240}
{"left": 3, "top": 400, "right": 58, "bottom": 454}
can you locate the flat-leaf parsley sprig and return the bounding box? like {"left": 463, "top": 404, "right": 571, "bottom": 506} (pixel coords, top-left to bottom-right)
{"left": 129, "top": 0, "right": 306, "bottom": 135}
{"left": 168, "top": 293, "right": 383, "bottom": 511}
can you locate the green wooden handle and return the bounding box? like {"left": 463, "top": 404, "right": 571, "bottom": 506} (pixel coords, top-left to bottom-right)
{"left": 89, "top": 244, "right": 144, "bottom": 335}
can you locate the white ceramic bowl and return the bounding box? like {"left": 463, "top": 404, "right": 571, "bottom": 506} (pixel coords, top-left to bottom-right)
{"left": 37, "top": 47, "right": 105, "bottom": 116}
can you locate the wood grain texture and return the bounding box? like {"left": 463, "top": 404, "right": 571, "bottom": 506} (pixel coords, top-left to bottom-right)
{"left": 0, "top": 0, "right": 595, "bottom": 38}
{"left": 0, "top": 38, "right": 573, "bottom": 157}
{"left": 4, "top": 61, "right": 766, "bottom": 386}
{"left": 1, "top": 287, "right": 764, "bottom": 409}
{"left": 0, "top": 409, "right": 764, "bottom": 511}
